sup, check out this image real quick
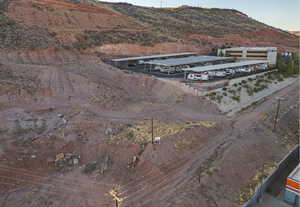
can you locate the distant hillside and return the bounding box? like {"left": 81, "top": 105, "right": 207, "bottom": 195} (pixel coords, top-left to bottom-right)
{"left": 289, "top": 31, "right": 300, "bottom": 36}
{"left": 0, "top": 0, "right": 298, "bottom": 53}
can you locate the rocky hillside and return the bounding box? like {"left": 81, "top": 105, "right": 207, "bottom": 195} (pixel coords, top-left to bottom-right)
{"left": 0, "top": 0, "right": 298, "bottom": 53}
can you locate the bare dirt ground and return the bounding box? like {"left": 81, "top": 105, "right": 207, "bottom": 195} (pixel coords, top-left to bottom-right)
{"left": 0, "top": 51, "right": 299, "bottom": 207}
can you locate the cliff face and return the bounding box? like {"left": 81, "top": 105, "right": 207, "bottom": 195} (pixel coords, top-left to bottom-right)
{"left": 0, "top": 0, "right": 298, "bottom": 53}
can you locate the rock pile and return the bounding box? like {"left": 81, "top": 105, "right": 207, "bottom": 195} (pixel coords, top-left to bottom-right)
{"left": 55, "top": 152, "right": 80, "bottom": 170}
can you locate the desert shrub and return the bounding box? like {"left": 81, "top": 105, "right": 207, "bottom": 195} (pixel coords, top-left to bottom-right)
{"left": 253, "top": 87, "right": 260, "bottom": 93}
{"left": 231, "top": 95, "right": 240, "bottom": 102}
{"left": 0, "top": 14, "right": 57, "bottom": 50}
{"left": 241, "top": 80, "right": 247, "bottom": 84}
{"left": 223, "top": 92, "right": 227, "bottom": 96}
{"left": 206, "top": 92, "right": 216, "bottom": 101}
{"left": 222, "top": 87, "right": 227, "bottom": 91}
{"left": 242, "top": 84, "right": 250, "bottom": 89}
{"left": 246, "top": 87, "right": 254, "bottom": 96}
{"left": 73, "top": 30, "right": 173, "bottom": 49}
{"left": 277, "top": 76, "right": 284, "bottom": 82}
{"left": 216, "top": 94, "right": 223, "bottom": 103}
{"left": 233, "top": 83, "right": 238, "bottom": 87}
{"left": 127, "top": 131, "right": 135, "bottom": 137}
{"left": 228, "top": 89, "right": 236, "bottom": 95}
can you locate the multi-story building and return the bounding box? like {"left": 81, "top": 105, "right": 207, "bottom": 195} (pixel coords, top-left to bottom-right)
{"left": 218, "top": 47, "right": 277, "bottom": 67}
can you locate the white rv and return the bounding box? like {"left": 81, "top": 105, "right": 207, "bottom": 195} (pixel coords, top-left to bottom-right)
{"left": 187, "top": 73, "right": 209, "bottom": 81}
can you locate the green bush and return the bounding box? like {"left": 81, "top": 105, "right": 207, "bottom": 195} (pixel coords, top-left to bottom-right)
{"left": 127, "top": 131, "right": 135, "bottom": 137}
{"left": 216, "top": 94, "right": 223, "bottom": 103}
{"left": 228, "top": 89, "right": 236, "bottom": 95}
{"left": 242, "top": 84, "right": 250, "bottom": 89}
{"left": 231, "top": 95, "right": 240, "bottom": 102}
{"left": 246, "top": 87, "right": 254, "bottom": 96}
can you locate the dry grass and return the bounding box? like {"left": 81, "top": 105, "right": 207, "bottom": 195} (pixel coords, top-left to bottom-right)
{"left": 114, "top": 120, "right": 216, "bottom": 144}
{"left": 238, "top": 162, "right": 277, "bottom": 203}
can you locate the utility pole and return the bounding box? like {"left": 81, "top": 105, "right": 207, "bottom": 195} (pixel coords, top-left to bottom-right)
{"left": 151, "top": 117, "right": 154, "bottom": 144}
{"left": 109, "top": 188, "right": 123, "bottom": 207}
{"left": 273, "top": 98, "right": 282, "bottom": 131}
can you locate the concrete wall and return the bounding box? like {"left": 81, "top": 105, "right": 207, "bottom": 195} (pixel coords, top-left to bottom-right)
{"left": 243, "top": 145, "right": 299, "bottom": 207}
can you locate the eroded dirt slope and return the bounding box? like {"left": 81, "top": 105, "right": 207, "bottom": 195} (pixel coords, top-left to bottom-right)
{"left": 0, "top": 50, "right": 299, "bottom": 207}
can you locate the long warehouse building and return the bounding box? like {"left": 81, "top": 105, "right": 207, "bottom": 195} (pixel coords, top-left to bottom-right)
{"left": 183, "top": 60, "right": 269, "bottom": 74}
{"left": 144, "top": 56, "right": 234, "bottom": 67}
{"left": 111, "top": 52, "right": 197, "bottom": 68}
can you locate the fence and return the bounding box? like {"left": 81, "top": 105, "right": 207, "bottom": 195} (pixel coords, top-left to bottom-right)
{"left": 242, "top": 145, "right": 299, "bottom": 207}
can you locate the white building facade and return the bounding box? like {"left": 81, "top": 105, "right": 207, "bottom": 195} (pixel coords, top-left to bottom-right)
{"left": 218, "top": 47, "right": 277, "bottom": 67}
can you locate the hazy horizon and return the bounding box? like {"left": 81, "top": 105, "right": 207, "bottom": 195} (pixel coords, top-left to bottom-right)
{"left": 102, "top": 0, "right": 300, "bottom": 31}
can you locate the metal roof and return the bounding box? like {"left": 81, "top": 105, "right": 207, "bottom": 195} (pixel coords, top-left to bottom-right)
{"left": 183, "top": 60, "right": 269, "bottom": 73}
{"left": 222, "top": 47, "right": 277, "bottom": 51}
{"left": 144, "top": 56, "right": 233, "bottom": 67}
{"left": 111, "top": 52, "right": 197, "bottom": 62}
{"left": 289, "top": 163, "right": 300, "bottom": 182}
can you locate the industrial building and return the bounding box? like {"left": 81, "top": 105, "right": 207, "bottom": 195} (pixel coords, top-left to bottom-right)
{"left": 143, "top": 56, "right": 234, "bottom": 73}
{"left": 183, "top": 60, "right": 269, "bottom": 80}
{"left": 284, "top": 164, "right": 300, "bottom": 206}
{"left": 111, "top": 52, "right": 196, "bottom": 68}
{"left": 218, "top": 47, "right": 277, "bottom": 66}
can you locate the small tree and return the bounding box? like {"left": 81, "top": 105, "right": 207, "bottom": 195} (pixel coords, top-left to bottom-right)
{"left": 286, "top": 57, "right": 294, "bottom": 76}
{"left": 218, "top": 50, "right": 224, "bottom": 57}
{"left": 276, "top": 53, "right": 287, "bottom": 75}
{"left": 292, "top": 53, "right": 300, "bottom": 74}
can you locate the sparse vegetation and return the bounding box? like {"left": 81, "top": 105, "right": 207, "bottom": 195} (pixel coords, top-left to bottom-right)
{"left": 0, "top": 14, "right": 57, "bottom": 50}
{"left": 73, "top": 30, "right": 173, "bottom": 49}
{"left": 231, "top": 95, "right": 240, "bottom": 102}
{"left": 114, "top": 120, "right": 216, "bottom": 144}
{"left": 239, "top": 163, "right": 276, "bottom": 203}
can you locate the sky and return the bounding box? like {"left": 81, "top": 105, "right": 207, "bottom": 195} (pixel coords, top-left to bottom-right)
{"left": 102, "top": 0, "right": 300, "bottom": 31}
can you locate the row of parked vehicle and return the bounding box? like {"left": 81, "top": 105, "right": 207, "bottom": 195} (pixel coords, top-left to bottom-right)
{"left": 153, "top": 65, "right": 190, "bottom": 73}
{"left": 187, "top": 64, "right": 269, "bottom": 81}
